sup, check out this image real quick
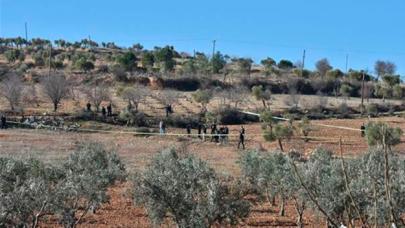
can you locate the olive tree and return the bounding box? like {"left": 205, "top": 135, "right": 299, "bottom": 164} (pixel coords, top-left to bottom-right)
{"left": 260, "top": 111, "right": 293, "bottom": 152}
{"left": 55, "top": 143, "right": 126, "bottom": 227}
{"left": 41, "top": 74, "right": 70, "bottom": 112}
{"left": 0, "top": 157, "right": 63, "bottom": 228}
{"left": 192, "top": 89, "right": 212, "bottom": 110}
{"left": 133, "top": 148, "right": 250, "bottom": 228}
{"left": 252, "top": 85, "right": 271, "bottom": 108}
{"left": 0, "top": 74, "right": 24, "bottom": 111}
{"left": 239, "top": 151, "right": 307, "bottom": 227}
{"left": 120, "top": 85, "right": 149, "bottom": 112}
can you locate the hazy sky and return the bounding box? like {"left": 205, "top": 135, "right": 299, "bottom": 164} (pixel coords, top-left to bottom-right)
{"left": 1, "top": 0, "right": 405, "bottom": 75}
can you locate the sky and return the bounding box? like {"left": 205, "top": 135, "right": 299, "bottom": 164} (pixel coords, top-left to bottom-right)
{"left": 1, "top": 0, "right": 405, "bottom": 75}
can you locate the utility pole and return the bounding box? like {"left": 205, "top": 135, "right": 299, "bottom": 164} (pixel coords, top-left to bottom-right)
{"left": 211, "top": 40, "right": 216, "bottom": 74}
{"left": 345, "top": 54, "right": 349, "bottom": 74}
{"left": 48, "top": 44, "right": 52, "bottom": 76}
{"left": 360, "top": 70, "right": 365, "bottom": 115}
{"left": 24, "top": 22, "right": 28, "bottom": 41}
{"left": 301, "top": 49, "right": 306, "bottom": 77}
{"left": 212, "top": 40, "right": 216, "bottom": 58}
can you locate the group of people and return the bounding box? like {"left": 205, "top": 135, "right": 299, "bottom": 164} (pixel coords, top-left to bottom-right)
{"left": 86, "top": 103, "right": 113, "bottom": 118}
{"left": 158, "top": 120, "right": 246, "bottom": 149}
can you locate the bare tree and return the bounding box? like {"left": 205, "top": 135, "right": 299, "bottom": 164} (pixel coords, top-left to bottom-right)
{"left": 41, "top": 74, "right": 70, "bottom": 112}
{"left": 0, "top": 74, "right": 24, "bottom": 111}
{"left": 225, "top": 87, "right": 247, "bottom": 108}
{"left": 315, "top": 58, "right": 332, "bottom": 77}
{"left": 121, "top": 85, "right": 149, "bottom": 111}
{"left": 157, "top": 89, "right": 179, "bottom": 107}
{"left": 216, "top": 87, "right": 247, "bottom": 108}
{"left": 374, "top": 60, "right": 396, "bottom": 80}
{"left": 23, "top": 83, "right": 40, "bottom": 107}
{"left": 363, "top": 82, "right": 374, "bottom": 103}
{"left": 84, "top": 85, "right": 111, "bottom": 112}
{"left": 285, "top": 77, "right": 301, "bottom": 109}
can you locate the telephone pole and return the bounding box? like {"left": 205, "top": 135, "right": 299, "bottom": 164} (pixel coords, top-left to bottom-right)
{"left": 345, "top": 54, "right": 349, "bottom": 74}
{"left": 212, "top": 40, "right": 216, "bottom": 58}
{"left": 24, "top": 22, "right": 28, "bottom": 41}
{"left": 301, "top": 49, "right": 306, "bottom": 77}
{"left": 48, "top": 44, "right": 52, "bottom": 76}
{"left": 360, "top": 70, "right": 366, "bottom": 115}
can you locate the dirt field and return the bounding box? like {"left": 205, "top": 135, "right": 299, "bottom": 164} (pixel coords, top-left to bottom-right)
{"left": 1, "top": 116, "right": 405, "bottom": 227}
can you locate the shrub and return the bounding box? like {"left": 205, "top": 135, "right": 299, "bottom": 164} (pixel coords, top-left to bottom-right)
{"left": 55, "top": 143, "right": 126, "bottom": 227}
{"left": 133, "top": 148, "right": 250, "bottom": 228}
{"left": 111, "top": 65, "right": 128, "bottom": 82}
{"left": 165, "top": 114, "right": 199, "bottom": 128}
{"left": 0, "top": 157, "right": 63, "bottom": 227}
{"left": 337, "top": 102, "right": 350, "bottom": 118}
{"left": 118, "top": 109, "right": 149, "bottom": 127}
{"left": 366, "top": 103, "right": 378, "bottom": 117}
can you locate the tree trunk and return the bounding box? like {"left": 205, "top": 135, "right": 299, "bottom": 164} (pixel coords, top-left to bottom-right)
{"left": 279, "top": 197, "right": 285, "bottom": 216}
{"left": 53, "top": 102, "right": 58, "bottom": 112}
{"left": 262, "top": 99, "right": 267, "bottom": 108}
{"left": 278, "top": 139, "right": 284, "bottom": 152}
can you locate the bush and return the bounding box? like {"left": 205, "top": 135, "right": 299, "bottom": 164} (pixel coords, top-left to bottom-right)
{"left": 165, "top": 114, "right": 199, "bottom": 128}
{"left": 56, "top": 143, "right": 126, "bottom": 227}
{"left": 0, "top": 142, "right": 126, "bottom": 227}
{"left": 0, "top": 157, "right": 63, "bottom": 227}
{"left": 337, "top": 102, "right": 350, "bottom": 118}
{"left": 74, "top": 109, "right": 95, "bottom": 120}
{"left": 366, "top": 103, "right": 378, "bottom": 117}
{"left": 111, "top": 65, "right": 128, "bottom": 82}
{"left": 118, "top": 109, "right": 149, "bottom": 127}
{"left": 133, "top": 148, "right": 250, "bottom": 227}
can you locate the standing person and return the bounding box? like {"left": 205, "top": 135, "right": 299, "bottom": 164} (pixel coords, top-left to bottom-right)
{"left": 159, "top": 120, "right": 166, "bottom": 135}
{"left": 165, "top": 104, "right": 173, "bottom": 117}
{"left": 224, "top": 126, "right": 229, "bottom": 144}
{"left": 219, "top": 126, "right": 225, "bottom": 144}
{"left": 107, "top": 103, "right": 112, "bottom": 116}
{"left": 360, "top": 123, "right": 366, "bottom": 137}
{"left": 0, "top": 115, "right": 6, "bottom": 129}
{"left": 210, "top": 124, "right": 217, "bottom": 142}
{"left": 197, "top": 123, "right": 202, "bottom": 139}
{"left": 101, "top": 106, "right": 107, "bottom": 119}
{"left": 202, "top": 124, "right": 207, "bottom": 141}
{"left": 86, "top": 103, "right": 92, "bottom": 112}
{"left": 238, "top": 126, "right": 245, "bottom": 150}
{"left": 186, "top": 124, "right": 192, "bottom": 137}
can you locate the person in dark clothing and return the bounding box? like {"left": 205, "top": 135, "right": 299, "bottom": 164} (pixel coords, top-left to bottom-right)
{"left": 224, "top": 126, "right": 229, "bottom": 144}
{"left": 219, "top": 126, "right": 225, "bottom": 144}
{"left": 210, "top": 124, "right": 217, "bottom": 142}
{"left": 101, "top": 106, "right": 107, "bottom": 118}
{"left": 197, "top": 123, "right": 202, "bottom": 139}
{"left": 360, "top": 124, "right": 366, "bottom": 137}
{"left": 186, "top": 124, "right": 192, "bottom": 137}
{"left": 0, "top": 115, "right": 6, "bottom": 129}
{"left": 165, "top": 105, "right": 173, "bottom": 117}
{"left": 86, "top": 103, "right": 92, "bottom": 112}
{"left": 238, "top": 126, "right": 245, "bottom": 149}
{"left": 107, "top": 103, "right": 112, "bottom": 116}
